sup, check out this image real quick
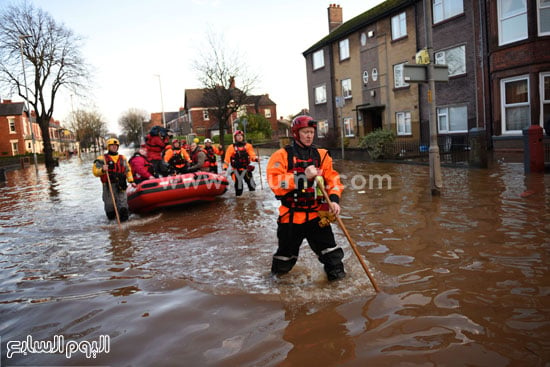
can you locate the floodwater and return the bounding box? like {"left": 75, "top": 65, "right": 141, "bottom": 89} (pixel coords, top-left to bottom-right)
{"left": 0, "top": 149, "right": 549, "bottom": 366}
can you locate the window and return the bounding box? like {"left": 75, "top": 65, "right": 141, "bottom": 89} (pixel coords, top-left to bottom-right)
{"left": 8, "top": 118, "right": 16, "bottom": 133}
{"left": 393, "top": 63, "right": 409, "bottom": 88}
{"left": 202, "top": 109, "right": 209, "bottom": 120}
{"left": 539, "top": 0, "right": 550, "bottom": 36}
{"left": 435, "top": 45, "right": 466, "bottom": 77}
{"left": 437, "top": 105, "right": 468, "bottom": 133}
{"left": 11, "top": 141, "right": 19, "bottom": 155}
{"left": 264, "top": 109, "right": 271, "bottom": 118}
{"left": 396, "top": 111, "right": 411, "bottom": 136}
{"left": 342, "top": 79, "right": 352, "bottom": 99}
{"left": 314, "top": 85, "right": 327, "bottom": 104}
{"left": 344, "top": 117, "right": 355, "bottom": 137}
{"left": 313, "top": 49, "right": 325, "bottom": 70}
{"left": 433, "top": 0, "right": 464, "bottom": 23}
{"left": 501, "top": 75, "right": 530, "bottom": 134}
{"left": 317, "top": 120, "right": 329, "bottom": 138}
{"left": 540, "top": 72, "right": 550, "bottom": 132}
{"left": 391, "top": 12, "right": 407, "bottom": 40}
{"left": 339, "top": 39, "right": 349, "bottom": 61}
{"left": 498, "top": 0, "right": 528, "bottom": 45}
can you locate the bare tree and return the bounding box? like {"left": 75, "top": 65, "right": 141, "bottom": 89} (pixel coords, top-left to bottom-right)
{"left": 0, "top": 1, "right": 90, "bottom": 168}
{"left": 119, "top": 108, "right": 148, "bottom": 147}
{"left": 192, "top": 31, "right": 257, "bottom": 150}
{"left": 68, "top": 109, "right": 106, "bottom": 153}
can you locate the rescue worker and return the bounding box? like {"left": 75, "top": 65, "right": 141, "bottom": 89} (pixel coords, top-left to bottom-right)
{"left": 164, "top": 139, "right": 191, "bottom": 174}
{"left": 129, "top": 144, "right": 155, "bottom": 184}
{"left": 223, "top": 130, "right": 258, "bottom": 196}
{"left": 145, "top": 126, "right": 169, "bottom": 176}
{"left": 202, "top": 138, "right": 224, "bottom": 173}
{"left": 187, "top": 142, "right": 207, "bottom": 173}
{"left": 266, "top": 115, "right": 346, "bottom": 281}
{"left": 93, "top": 138, "right": 136, "bottom": 222}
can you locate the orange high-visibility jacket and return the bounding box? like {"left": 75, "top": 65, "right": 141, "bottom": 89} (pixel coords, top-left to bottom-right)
{"left": 266, "top": 146, "right": 343, "bottom": 224}
{"left": 223, "top": 142, "right": 257, "bottom": 170}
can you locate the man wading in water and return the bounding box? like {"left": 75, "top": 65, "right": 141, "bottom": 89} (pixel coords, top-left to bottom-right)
{"left": 266, "top": 116, "right": 346, "bottom": 281}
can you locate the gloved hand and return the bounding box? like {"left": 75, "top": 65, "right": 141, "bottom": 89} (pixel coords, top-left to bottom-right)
{"left": 247, "top": 165, "right": 255, "bottom": 172}
{"left": 317, "top": 203, "right": 336, "bottom": 227}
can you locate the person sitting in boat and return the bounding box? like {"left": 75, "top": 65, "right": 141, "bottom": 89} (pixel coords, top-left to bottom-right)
{"left": 145, "top": 126, "right": 170, "bottom": 177}
{"left": 202, "top": 138, "right": 224, "bottom": 174}
{"left": 187, "top": 142, "right": 208, "bottom": 173}
{"left": 92, "top": 138, "right": 136, "bottom": 222}
{"left": 164, "top": 139, "right": 192, "bottom": 175}
{"left": 129, "top": 144, "right": 155, "bottom": 184}
{"left": 223, "top": 130, "right": 258, "bottom": 196}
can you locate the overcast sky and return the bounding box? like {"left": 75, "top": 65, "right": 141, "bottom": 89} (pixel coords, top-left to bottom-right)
{"left": 20, "top": 0, "right": 384, "bottom": 133}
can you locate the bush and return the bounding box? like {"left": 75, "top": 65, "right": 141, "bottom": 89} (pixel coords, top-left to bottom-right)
{"left": 360, "top": 129, "right": 395, "bottom": 160}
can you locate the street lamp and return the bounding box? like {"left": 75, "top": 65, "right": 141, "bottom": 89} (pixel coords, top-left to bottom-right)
{"left": 154, "top": 74, "right": 166, "bottom": 128}
{"left": 18, "top": 34, "right": 38, "bottom": 169}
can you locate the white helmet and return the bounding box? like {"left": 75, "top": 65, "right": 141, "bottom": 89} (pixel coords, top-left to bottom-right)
{"left": 204, "top": 138, "right": 212, "bottom": 143}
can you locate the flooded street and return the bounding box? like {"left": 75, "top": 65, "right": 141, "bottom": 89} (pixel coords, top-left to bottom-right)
{"left": 1, "top": 149, "right": 549, "bottom": 366}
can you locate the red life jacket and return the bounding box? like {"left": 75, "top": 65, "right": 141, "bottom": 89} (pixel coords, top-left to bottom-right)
{"left": 204, "top": 145, "right": 217, "bottom": 164}
{"left": 191, "top": 147, "right": 209, "bottom": 168}
{"left": 230, "top": 143, "right": 250, "bottom": 169}
{"left": 100, "top": 154, "right": 127, "bottom": 184}
{"left": 277, "top": 145, "right": 324, "bottom": 211}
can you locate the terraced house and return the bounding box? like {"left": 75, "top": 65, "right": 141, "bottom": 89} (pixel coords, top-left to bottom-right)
{"left": 304, "top": 0, "right": 550, "bottom": 156}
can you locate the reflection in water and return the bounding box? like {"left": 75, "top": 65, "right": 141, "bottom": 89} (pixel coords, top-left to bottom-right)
{"left": 0, "top": 153, "right": 549, "bottom": 365}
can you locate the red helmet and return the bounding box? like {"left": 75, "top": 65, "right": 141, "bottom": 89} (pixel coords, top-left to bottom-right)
{"left": 291, "top": 116, "right": 317, "bottom": 139}
{"left": 234, "top": 130, "right": 244, "bottom": 137}
{"left": 172, "top": 139, "right": 180, "bottom": 145}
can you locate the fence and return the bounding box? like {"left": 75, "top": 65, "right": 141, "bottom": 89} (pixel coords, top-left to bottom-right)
{"left": 382, "top": 134, "right": 470, "bottom": 164}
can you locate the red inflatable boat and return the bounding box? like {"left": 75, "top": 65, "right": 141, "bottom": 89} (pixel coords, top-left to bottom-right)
{"left": 127, "top": 171, "right": 229, "bottom": 213}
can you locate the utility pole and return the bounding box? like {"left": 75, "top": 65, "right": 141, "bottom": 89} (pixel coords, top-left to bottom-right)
{"left": 154, "top": 74, "right": 166, "bottom": 128}
{"left": 424, "top": 0, "right": 442, "bottom": 195}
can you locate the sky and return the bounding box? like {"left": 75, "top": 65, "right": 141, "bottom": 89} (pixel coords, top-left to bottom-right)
{"left": 13, "top": 0, "right": 385, "bottom": 133}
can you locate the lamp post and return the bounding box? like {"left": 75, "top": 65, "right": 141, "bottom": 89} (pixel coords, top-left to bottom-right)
{"left": 154, "top": 74, "right": 166, "bottom": 128}
{"left": 18, "top": 34, "right": 38, "bottom": 169}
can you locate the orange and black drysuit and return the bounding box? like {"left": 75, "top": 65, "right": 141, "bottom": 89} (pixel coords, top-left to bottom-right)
{"left": 164, "top": 145, "right": 191, "bottom": 174}
{"left": 93, "top": 152, "right": 134, "bottom": 221}
{"left": 266, "top": 142, "right": 345, "bottom": 280}
{"left": 203, "top": 144, "right": 223, "bottom": 173}
{"left": 223, "top": 141, "right": 257, "bottom": 196}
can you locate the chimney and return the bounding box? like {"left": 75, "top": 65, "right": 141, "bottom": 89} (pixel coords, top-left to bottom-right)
{"left": 328, "top": 4, "right": 343, "bottom": 33}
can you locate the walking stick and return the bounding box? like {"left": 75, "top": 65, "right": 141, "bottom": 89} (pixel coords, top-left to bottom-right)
{"left": 106, "top": 173, "right": 122, "bottom": 230}
{"left": 256, "top": 147, "right": 264, "bottom": 190}
{"left": 316, "top": 177, "right": 380, "bottom": 292}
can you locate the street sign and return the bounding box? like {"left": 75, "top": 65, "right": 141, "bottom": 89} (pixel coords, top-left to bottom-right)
{"left": 403, "top": 64, "right": 449, "bottom": 83}
{"left": 335, "top": 96, "right": 344, "bottom": 108}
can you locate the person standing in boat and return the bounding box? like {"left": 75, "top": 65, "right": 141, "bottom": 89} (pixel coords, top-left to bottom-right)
{"left": 187, "top": 142, "right": 208, "bottom": 173}
{"left": 164, "top": 139, "right": 191, "bottom": 174}
{"left": 223, "top": 130, "right": 258, "bottom": 196}
{"left": 129, "top": 144, "right": 155, "bottom": 184}
{"left": 202, "top": 138, "right": 224, "bottom": 174}
{"left": 145, "top": 126, "right": 169, "bottom": 177}
{"left": 93, "top": 138, "right": 136, "bottom": 222}
{"left": 266, "top": 115, "right": 346, "bottom": 281}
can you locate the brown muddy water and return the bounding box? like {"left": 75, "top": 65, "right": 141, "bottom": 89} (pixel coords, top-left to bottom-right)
{"left": 0, "top": 149, "right": 549, "bottom": 366}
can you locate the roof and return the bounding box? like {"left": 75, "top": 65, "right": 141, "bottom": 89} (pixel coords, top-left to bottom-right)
{"left": 0, "top": 102, "right": 25, "bottom": 116}
{"left": 303, "top": 0, "right": 413, "bottom": 56}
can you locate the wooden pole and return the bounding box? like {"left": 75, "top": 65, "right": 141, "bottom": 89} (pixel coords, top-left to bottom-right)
{"left": 106, "top": 173, "right": 122, "bottom": 230}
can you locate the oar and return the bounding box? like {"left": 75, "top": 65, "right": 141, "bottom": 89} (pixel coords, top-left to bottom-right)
{"left": 316, "top": 176, "right": 380, "bottom": 292}
{"left": 256, "top": 147, "right": 264, "bottom": 190}
{"left": 106, "top": 173, "right": 122, "bottom": 230}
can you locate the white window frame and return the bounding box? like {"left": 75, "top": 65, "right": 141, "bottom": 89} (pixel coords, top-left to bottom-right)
{"left": 435, "top": 45, "right": 466, "bottom": 77}
{"left": 437, "top": 105, "right": 468, "bottom": 133}
{"left": 498, "top": 0, "right": 528, "bottom": 46}
{"left": 433, "top": 0, "right": 464, "bottom": 24}
{"left": 391, "top": 12, "right": 407, "bottom": 40}
{"left": 8, "top": 117, "right": 16, "bottom": 134}
{"left": 313, "top": 49, "right": 325, "bottom": 70}
{"left": 500, "top": 75, "right": 530, "bottom": 135}
{"left": 10, "top": 140, "right": 19, "bottom": 155}
{"left": 540, "top": 72, "right": 550, "bottom": 130}
{"left": 202, "top": 109, "right": 209, "bottom": 121}
{"left": 342, "top": 78, "right": 352, "bottom": 99}
{"left": 539, "top": 0, "right": 550, "bottom": 36}
{"left": 393, "top": 63, "right": 410, "bottom": 88}
{"left": 339, "top": 39, "right": 349, "bottom": 61}
{"left": 264, "top": 108, "right": 271, "bottom": 118}
{"left": 317, "top": 119, "right": 329, "bottom": 138}
{"left": 314, "top": 84, "right": 327, "bottom": 104}
{"left": 396, "top": 111, "right": 412, "bottom": 136}
{"left": 343, "top": 117, "right": 355, "bottom": 137}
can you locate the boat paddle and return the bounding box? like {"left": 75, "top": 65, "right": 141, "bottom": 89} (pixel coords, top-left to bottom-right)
{"left": 105, "top": 173, "right": 122, "bottom": 230}
{"left": 316, "top": 176, "right": 380, "bottom": 292}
